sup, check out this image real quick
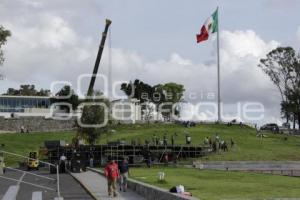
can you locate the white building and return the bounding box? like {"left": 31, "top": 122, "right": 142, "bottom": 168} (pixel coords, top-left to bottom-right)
{"left": 0, "top": 95, "right": 52, "bottom": 117}
{"left": 111, "top": 98, "right": 141, "bottom": 123}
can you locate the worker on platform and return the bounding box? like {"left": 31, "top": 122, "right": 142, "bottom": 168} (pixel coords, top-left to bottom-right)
{"left": 215, "top": 133, "right": 220, "bottom": 142}
{"left": 171, "top": 135, "right": 175, "bottom": 146}
{"left": 104, "top": 158, "right": 119, "bottom": 197}
{"left": 204, "top": 137, "right": 209, "bottom": 146}
{"left": 152, "top": 134, "right": 157, "bottom": 145}
{"left": 163, "top": 133, "right": 168, "bottom": 146}
{"left": 186, "top": 133, "right": 191, "bottom": 145}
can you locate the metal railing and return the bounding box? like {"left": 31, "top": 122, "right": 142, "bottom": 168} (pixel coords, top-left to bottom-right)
{"left": 0, "top": 150, "right": 61, "bottom": 198}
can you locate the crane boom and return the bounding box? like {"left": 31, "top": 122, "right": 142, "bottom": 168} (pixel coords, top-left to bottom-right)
{"left": 87, "top": 19, "right": 112, "bottom": 97}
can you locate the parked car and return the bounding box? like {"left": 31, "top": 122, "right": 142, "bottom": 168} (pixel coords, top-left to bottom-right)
{"left": 279, "top": 122, "right": 290, "bottom": 134}
{"left": 260, "top": 123, "right": 279, "bottom": 133}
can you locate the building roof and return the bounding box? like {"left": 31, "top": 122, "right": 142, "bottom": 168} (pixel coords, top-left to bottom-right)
{"left": 0, "top": 95, "right": 50, "bottom": 99}
{"left": 111, "top": 98, "right": 140, "bottom": 103}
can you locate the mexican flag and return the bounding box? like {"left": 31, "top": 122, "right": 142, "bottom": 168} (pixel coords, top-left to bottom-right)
{"left": 196, "top": 8, "right": 218, "bottom": 43}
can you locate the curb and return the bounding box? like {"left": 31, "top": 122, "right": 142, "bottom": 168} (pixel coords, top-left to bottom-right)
{"left": 68, "top": 171, "right": 99, "bottom": 200}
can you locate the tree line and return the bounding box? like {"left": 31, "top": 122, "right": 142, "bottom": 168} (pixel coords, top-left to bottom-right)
{"left": 121, "top": 79, "right": 185, "bottom": 120}
{"left": 0, "top": 25, "right": 11, "bottom": 79}
{"left": 259, "top": 47, "right": 300, "bottom": 129}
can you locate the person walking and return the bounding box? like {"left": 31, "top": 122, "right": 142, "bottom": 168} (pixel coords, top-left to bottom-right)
{"left": 118, "top": 157, "right": 129, "bottom": 192}
{"left": 104, "top": 158, "right": 119, "bottom": 197}
{"left": 59, "top": 153, "right": 67, "bottom": 173}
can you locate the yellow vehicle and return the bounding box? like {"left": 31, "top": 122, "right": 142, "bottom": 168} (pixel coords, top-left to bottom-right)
{"left": 27, "top": 152, "right": 39, "bottom": 170}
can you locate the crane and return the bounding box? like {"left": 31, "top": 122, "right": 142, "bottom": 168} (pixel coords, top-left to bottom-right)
{"left": 87, "top": 19, "right": 112, "bottom": 97}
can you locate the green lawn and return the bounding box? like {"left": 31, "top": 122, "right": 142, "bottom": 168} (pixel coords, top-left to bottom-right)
{"left": 130, "top": 167, "right": 300, "bottom": 200}
{"left": 99, "top": 123, "right": 300, "bottom": 161}
{"left": 1, "top": 124, "right": 300, "bottom": 199}
{"left": 1, "top": 123, "right": 300, "bottom": 166}
{"left": 0, "top": 131, "right": 74, "bottom": 166}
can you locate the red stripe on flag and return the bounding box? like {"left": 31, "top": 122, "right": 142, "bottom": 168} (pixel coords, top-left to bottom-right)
{"left": 196, "top": 25, "right": 209, "bottom": 43}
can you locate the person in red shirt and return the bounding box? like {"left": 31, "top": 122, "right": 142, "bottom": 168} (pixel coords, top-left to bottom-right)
{"left": 104, "top": 158, "right": 119, "bottom": 197}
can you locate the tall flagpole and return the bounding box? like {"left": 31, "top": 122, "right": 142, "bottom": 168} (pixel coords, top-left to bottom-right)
{"left": 216, "top": 7, "right": 221, "bottom": 122}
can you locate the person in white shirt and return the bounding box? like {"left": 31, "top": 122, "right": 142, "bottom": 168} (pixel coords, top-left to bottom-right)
{"left": 59, "top": 154, "right": 67, "bottom": 173}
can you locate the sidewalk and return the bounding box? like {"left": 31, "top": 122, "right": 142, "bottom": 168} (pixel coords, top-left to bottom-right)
{"left": 193, "top": 161, "right": 300, "bottom": 177}
{"left": 70, "top": 171, "right": 145, "bottom": 200}
{"left": 194, "top": 161, "right": 300, "bottom": 170}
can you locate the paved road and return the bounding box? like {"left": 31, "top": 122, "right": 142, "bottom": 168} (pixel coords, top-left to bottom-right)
{"left": 0, "top": 168, "right": 93, "bottom": 200}
{"left": 193, "top": 161, "right": 300, "bottom": 176}
{"left": 71, "top": 171, "right": 145, "bottom": 200}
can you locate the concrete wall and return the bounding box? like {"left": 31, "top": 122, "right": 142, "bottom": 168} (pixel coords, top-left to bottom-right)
{"left": 0, "top": 116, "right": 76, "bottom": 132}
{"left": 127, "top": 178, "right": 198, "bottom": 200}
{"left": 88, "top": 168, "right": 198, "bottom": 200}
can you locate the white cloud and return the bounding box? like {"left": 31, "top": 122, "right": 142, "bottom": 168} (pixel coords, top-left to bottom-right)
{"left": 297, "top": 26, "right": 300, "bottom": 42}
{"left": 219, "top": 30, "right": 280, "bottom": 105}
{"left": 222, "top": 30, "right": 275, "bottom": 57}
{"left": 0, "top": 1, "right": 286, "bottom": 125}
{"left": 23, "top": 0, "right": 43, "bottom": 8}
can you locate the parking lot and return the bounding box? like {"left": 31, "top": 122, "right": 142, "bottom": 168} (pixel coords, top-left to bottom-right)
{"left": 0, "top": 168, "right": 93, "bottom": 200}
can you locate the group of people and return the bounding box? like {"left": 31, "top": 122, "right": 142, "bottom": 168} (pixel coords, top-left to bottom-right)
{"left": 151, "top": 133, "right": 176, "bottom": 146}
{"left": 131, "top": 132, "right": 193, "bottom": 147}
{"left": 181, "top": 121, "right": 196, "bottom": 128}
{"left": 104, "top": 157, "right": 130, "bottom": 198}
{"left": 20, "top": 125, "right": 30, "bottom": 133}
{"left": 203, "top": 134, "right": 235, "bottom": 152}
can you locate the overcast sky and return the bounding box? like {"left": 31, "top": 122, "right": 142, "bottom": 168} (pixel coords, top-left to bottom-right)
{"left": 1, "top": 0, "right": 300, "bottom": 124}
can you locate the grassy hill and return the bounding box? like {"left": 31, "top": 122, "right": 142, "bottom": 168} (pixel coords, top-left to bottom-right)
{"left": 0, "top": 131, "right": 75, "bottom": 166}
{"left": 1, "top": 123, "right": 300, "bottom": 166}
{"left": 1, "top": 123, "right": 300, "bottom": 199}
{"left": 100, "top": 123, "right": 300, "bottom": 161}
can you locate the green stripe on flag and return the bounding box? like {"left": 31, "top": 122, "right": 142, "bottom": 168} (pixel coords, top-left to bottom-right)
{"left": 211, "top": 9, "right": 218, "bottom": 33}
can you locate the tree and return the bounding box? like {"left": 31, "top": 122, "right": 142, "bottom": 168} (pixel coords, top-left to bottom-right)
{"left": 284, "top": 88, "right": 300, "bottom": 129}
{"left": 142, "top": 102, "right": 156, "bottom": 122}
{"left": 283, "top": 58, "right": 300, "bottom": 129}
{"left": 120, "top": 81, "right": 133, "bottom": 97}
{"left": 121, "top": 79, "right": 154, "bottom": 103}
{"left": 155, "top": 82, "right": 185, "bottom": 119}
{"left": 51, "top": 85, "right": 79, "bottom": 112}
{"left": 121, "top": 80, "right": 185, "bottom": 121}
{"left": 259, "top": 47, "right": 300, "bottom": 128}
{"left": 3, "top": 84, "right": 50, "bottom": 96}
{"left": 161, "top": 82, "right": 185, "bottom": 104}
{"left": 259, "top": 47, "right": 296, "bottom": 123}
{"left": 77, "top": 91, "right": 110, "bottom": 145}
{"left": 0, "top": 25, "right": 11, "bottom": 66}
{"left": 259, "top": 47, "right": 297, "bottom": 101}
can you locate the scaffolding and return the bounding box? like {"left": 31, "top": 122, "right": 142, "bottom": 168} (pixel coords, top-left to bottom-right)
{"left": 46, "top": 144, "right": 213, "bottom": 166}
